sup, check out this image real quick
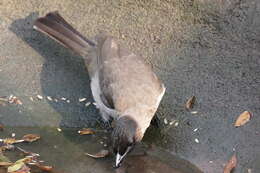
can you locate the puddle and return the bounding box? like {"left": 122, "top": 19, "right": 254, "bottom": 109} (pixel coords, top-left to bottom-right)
{"left": 0, "top": 127, "right": 202, "bottom": 173}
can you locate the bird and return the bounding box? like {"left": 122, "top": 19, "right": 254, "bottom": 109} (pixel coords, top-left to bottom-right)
{"left": 33, "top": 11, "right": 165, "bottom": 168}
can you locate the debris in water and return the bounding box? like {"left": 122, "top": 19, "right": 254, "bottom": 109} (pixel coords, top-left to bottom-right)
{"left": 85, "top": 102, "right": 91, "bottom": 107}
{"left": 193, "top": 128, "right": 198, "bottom": 132}
{"left": 234, "top": 111, "right": 251, "bottom": 127}
{"left": 61, "top": 97, "right": 66, "bottom": 101}
{"left": 66, "top": 100, "right": 70, "bottom": 103}
{"left": 8, "top": 95, "right": 23, "bottom": 105}
{"left": 57, "top": 128, "right": 62, "bottom": 132}
{"left": 194, "top": 138, "right": 199, "bottom": 143}
{"left": 47, "top": 96, "right": 52, "bottom": 101}
{"left": 36, "top": 95, "right": 43, "bottom": 100}
{"left": 85, "top": 149, "right": 110, "bottom": 158}
{"left": 22, "top": 134, "right": 40, "bottom": 142}
{"left": 163, "top": 118, "right": 168, "bottom": 124}
{"left": 191, "top": 111, "right": 198, "bottom": 114}
{"left": 78, "top": 128, "right": 94, "bottom": 135}
{"left": 79, "top": 98, "right": 87, "bottom": 102}
{"left": 223, "top": 154, "right": 237, "bottom": 173}
{"left": 186, "top": 96, "right": 196, "bottom": 109}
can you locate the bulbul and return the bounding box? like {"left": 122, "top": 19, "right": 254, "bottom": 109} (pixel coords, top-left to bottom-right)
{"left": 34, "top": 12, "right": 165, "bottom": 167}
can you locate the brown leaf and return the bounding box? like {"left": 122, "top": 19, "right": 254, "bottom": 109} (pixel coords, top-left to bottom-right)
{"left": 185, "top": 96, "right": 196, "bottom": 109}
{"left": 85, "top": 149, "right": 110, "bottom": 158}
{"left": 3, "top": 138, "right": 17, "bottom": 145}
{"left": 0, "top": 162, "right": 13, "bottom": 166}
{"left": 22, "top": 134, "right": 40, "bottom": 142}
{"left": 78, "top": 128, "right": 95, "bottom": 135}
{"left": 234, "top": 111, "right": 251, "bottom": 127}
{"left": 35, "top": 164, "right": 53, "bottom": 171}
{"left": 8, "top": 96, "right": 22, "bottom": 105}
{"left": 223, "top": 154, "right": 237, "bottom": 173}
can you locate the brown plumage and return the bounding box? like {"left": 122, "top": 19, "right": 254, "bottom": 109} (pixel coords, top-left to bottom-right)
{"left": 34, "top": 12, "right": 165, "bottom": 167}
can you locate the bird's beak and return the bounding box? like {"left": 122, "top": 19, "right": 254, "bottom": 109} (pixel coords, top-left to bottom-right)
{"left": 115, "top": 146, "right": 132, "bottom": 168}
{"left": 115, "top": 153, "right": 124, "bottom": 168}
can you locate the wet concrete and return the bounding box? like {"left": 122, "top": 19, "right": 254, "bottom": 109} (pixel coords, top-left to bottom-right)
{"left": 0, "top": 0, "right": 260, "bottom": 172}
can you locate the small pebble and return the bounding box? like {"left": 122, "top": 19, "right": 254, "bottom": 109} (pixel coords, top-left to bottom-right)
{"left": 37, "top": 95, "right": 43, "bottom": 100}
{"left": 104, "top": 144, "right": 107, "bottom": 147}
{"left": 66, "top": 100, "right": 70, "bottom": 103}
{"left": 195, "top": 138, "right": 199, "bottom": 143}
{"left": 193, "top": 128, "right": 198, "bottom": 132}
{"left": 100, "top": 141, "right": 104, "bottom": 144}
{"left": 57, "top": 128, "right": 62, "bottom": 132}
{"left": 61, "top": 97, "right": 66, "bottom": 101}
{"left": 85, "top": 102, "right": 91, "bottom": 107}
{"left": 11, "top": 133, "right": 15, "bottom": 137}
{"left": 209, "top": 161, "right": 213, "bottom": 164}
{"left": 47, "top": 96, "right": 52, "bottom": 101}
{"left": 79, "top": 98, "right": 87, "bottom": 102}
{"left": 164, "top": 118, "right": 168, "bottom": 124}
{"left": 174, "top": 121, "right": 179, "bottom": 127}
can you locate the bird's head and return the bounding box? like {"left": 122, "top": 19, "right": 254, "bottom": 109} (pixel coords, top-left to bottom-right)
{"left": 111, "top": 115, "right": 142, "bottom": 168}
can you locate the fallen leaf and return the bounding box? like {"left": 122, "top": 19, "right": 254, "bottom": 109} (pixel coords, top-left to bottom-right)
{"left": 234, "top": 111, "right": 251, "bottom": 127}
{"left": 223, "top": 154, "right": 237, "bottom": 173}
{"left": 186, "top": 96, "right": 196, "bottom": 109}
{"left": 35, "top": 164, "right": 53, "bottom": 171}
{"left": 0, "top": 162, "right": 13, "bottom": 166}
{"left": 22, "top": 134, "right": 40, "bottom": 142}
{"left": 3, "top": 138, "right": 17, "bottom": 145}
{"left": 0, "top": 97, "right": 8, "bottom": 102}
{"left": 78, "top": 128, "right": 94, "bottom": 135}
{"left": 85, "top": 149, "right": 109, "bottom": 158}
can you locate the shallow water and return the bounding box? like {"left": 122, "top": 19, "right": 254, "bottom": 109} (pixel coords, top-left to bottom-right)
{"left": 0, "top": 127, "right": 202, "bottom": 173}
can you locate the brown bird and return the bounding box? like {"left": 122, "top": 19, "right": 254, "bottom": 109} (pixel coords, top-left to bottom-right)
{"left": 34, "top": 12, "right": 165, "bottom": 167}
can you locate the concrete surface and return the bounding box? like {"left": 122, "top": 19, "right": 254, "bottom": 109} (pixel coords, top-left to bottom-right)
{"left": 0, "top": 0, "right": 260, "bottom": 172}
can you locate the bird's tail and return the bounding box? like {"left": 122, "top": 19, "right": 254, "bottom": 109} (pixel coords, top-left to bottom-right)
{"left": 33, "top": 12, "right": 96, "bottom": 56}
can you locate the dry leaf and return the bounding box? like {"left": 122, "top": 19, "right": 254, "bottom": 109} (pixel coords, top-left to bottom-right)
{"left": 78, "top": 128, "right": 95, "bottom": 135}
{"left": 186, "top": 96, "right": 196, "bottom": 109}
{"left": 223, "top": 154, "right": 237, "bottom": 173}
{"left": 0, "top": 97, "right": 8, "bottom": 102}
{"left": 85, "top": 149, "right": 109, "bottom": 158}
{"left": 0, "top": 162, "right": 13, "bottom": 166}
{"left": 35, "top": 164, "right": 53, "bottom": 171}
{"left": 22, "top": 134, "right": 40, "bottom": 142}
{"left": 3, "top": 138, "right": 17, "bottom": 145}
{"left": 234, "top": 111, "right": 251, "bottom": 127}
